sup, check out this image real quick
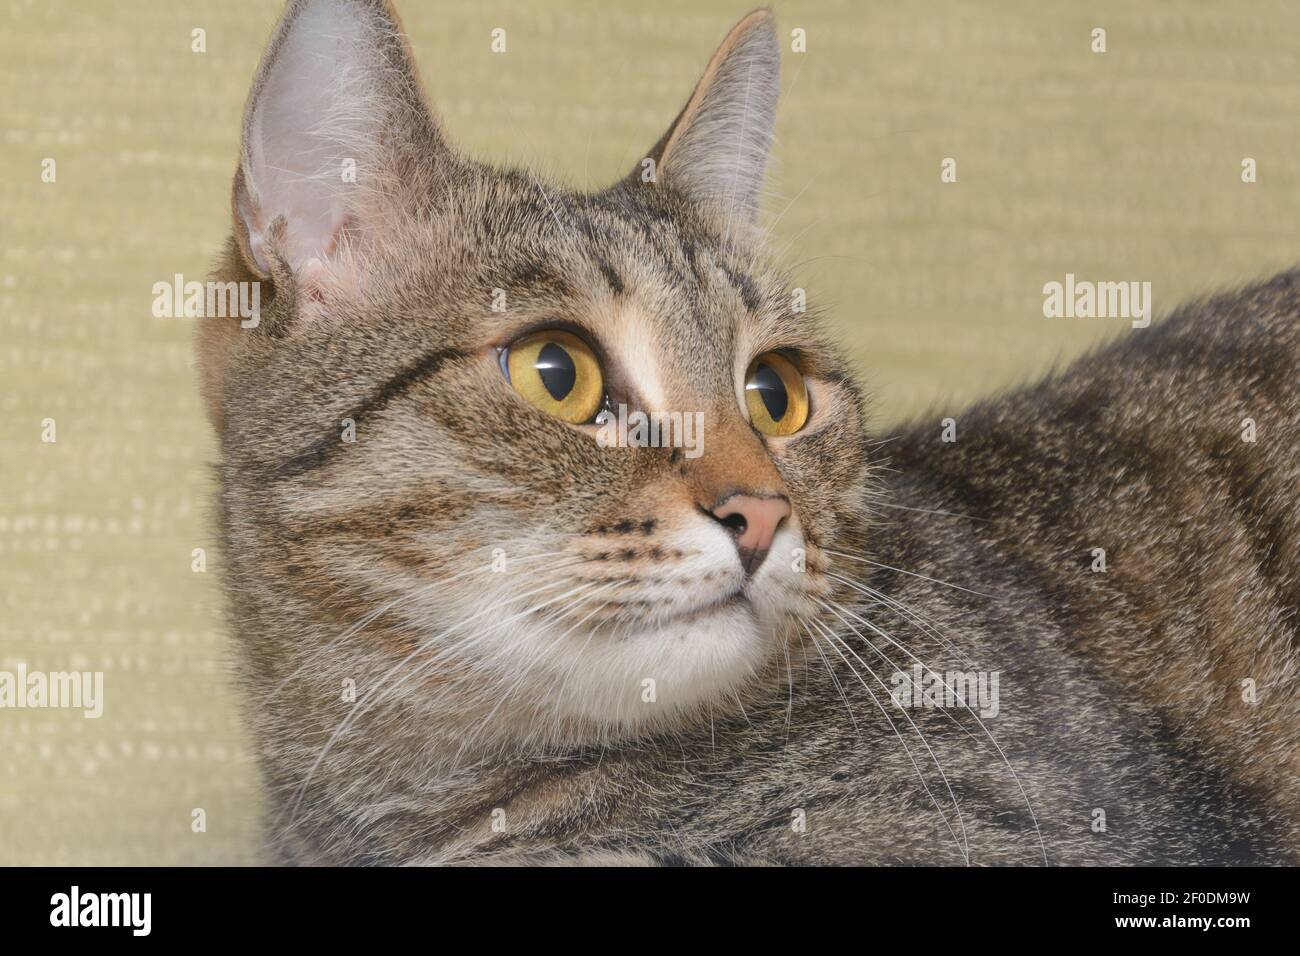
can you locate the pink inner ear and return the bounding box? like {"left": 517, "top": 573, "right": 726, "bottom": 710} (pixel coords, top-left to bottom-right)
{"left": 300, "top": 257, "right": 328, "bottom": 302}
{"left": 272, "top": 170, "right": 351, "bottom": 267}
{"left": 298, "top": 240, "right": 356, "bottom": 304}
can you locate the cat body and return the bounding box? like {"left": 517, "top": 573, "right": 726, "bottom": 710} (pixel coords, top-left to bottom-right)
{"left": 200, "top": 0, "right": 1300, "bottom": 865}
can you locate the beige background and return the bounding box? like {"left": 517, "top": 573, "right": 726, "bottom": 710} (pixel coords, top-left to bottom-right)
{"left": 2, "top": 0, "right": 1298, "bottom": 864}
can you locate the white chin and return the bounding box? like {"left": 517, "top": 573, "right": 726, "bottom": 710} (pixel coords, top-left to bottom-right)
{"left": 542, "top": 602, "right": 775, "bottom": 736}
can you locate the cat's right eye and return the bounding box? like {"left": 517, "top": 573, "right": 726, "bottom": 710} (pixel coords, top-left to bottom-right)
{"left": 501, "top": 330, "right": 605, "bottom": 424}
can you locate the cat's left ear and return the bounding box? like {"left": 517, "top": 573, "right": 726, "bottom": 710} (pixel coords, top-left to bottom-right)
{"left": 630, "top": 9, "right": 780, "bottom": 221}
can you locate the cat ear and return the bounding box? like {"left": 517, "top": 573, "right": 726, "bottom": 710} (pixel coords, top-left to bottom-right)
{"left": 634, "top": 10, "right": 780, "bottom": 221}
{"left": 233, "top": 0, "right": 445, "bottom": 286}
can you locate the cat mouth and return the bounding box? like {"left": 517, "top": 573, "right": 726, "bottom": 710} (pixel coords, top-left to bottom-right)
{"left": 657, "top": 590, "right": 748, "bottom": 627}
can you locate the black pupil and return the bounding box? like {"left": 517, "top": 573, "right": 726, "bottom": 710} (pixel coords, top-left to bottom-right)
{"left": 536, "top": 342, "right": 576, "bottom": 401}
{"left": 752, "top": 362, "right": 788, "bottom": 422}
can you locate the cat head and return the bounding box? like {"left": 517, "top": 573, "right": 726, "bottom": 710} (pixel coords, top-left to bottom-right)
{"left": 201, "top": 0, "right": 871, "bottom": 755}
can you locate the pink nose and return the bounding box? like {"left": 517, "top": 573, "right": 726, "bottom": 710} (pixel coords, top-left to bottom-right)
{"left": 710, "top": 494, "right": 792, "bottom": 576}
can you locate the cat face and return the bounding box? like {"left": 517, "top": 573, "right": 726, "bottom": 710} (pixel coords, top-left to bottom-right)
{"left": 203, "top": 0, "right": 871, "bottom": 751}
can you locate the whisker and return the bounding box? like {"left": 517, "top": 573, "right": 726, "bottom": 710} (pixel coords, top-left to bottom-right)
{"left": 472, "top": 579, "right": 625, "bottom": 742}
{"left": 812, "top": 616, "right": 971, "bottom": 861}
{"left": 827, "top": 571, "right": 970, "bottom": 665}
{"left": 807, "top": 619, "right": 968, "bottom": 864}
{"left": 826, "top": 548, "right": 995, "bottom": 599}
{"left": 282, "top": 575, "right": 602, "bottom": 828}
{"left": 802, "top": 621, "right": 857, "bottom": 732}
{"left": 820, "top": 598, "right": 1047, "bottom": 864}
{"left": 530, "top": 592, "right": 623, "bottom": 742}
{"left": 781, "top": 635, "right": 795, "bottom": 744}
{"left": 869, "top": 501, "right": 989, "bottom": 522}
{"left": 272, "top": 549, "right": 575, "bottom": 693}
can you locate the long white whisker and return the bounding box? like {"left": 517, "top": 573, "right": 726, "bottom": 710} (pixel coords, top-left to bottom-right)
{"left": 820, "top": 598, "right": 1047, "bottom": 864}
{"left": 781, "top": 635, "right": 795, "bottom": 744}
{"left": 802, "top": 622, "right": 857, "bottom": 731}
{"left": 827, "top": 571, "right": 970, "bottom": 665}
{"left": 811, "top": 617, "right": 970, "bottom": 864}
{"left": 273, "top": 550, "right": 573, "bottom": 693}
{"left": 869, "top": 501, "right": 988, "bottom": 522}
{"left": 283, "top": 575, "right": 599, "bottom": 828}
{"left": 826, "top": 548, "right": 994, "bottom": 599}
{"left": 806, "top": 619, "right": 967, "bottom": 863}
{"left": 471, "top": 579, "right": 625, "bottom": 744}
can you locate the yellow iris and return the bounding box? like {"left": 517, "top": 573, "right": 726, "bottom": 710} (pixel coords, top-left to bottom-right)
{"left": 505, "top": 330, "right": 604, "bottom": 424}
{"left": 744, "top": 351, "right": 809, "bottom": 436}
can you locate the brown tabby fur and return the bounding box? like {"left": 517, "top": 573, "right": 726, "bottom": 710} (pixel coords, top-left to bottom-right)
{"left": 199, "top": 0, "right": 1300, "bottom": 864}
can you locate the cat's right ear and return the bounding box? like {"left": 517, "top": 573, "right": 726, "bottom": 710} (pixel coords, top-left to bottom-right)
{"left": 200, "top": 0, "right": 446, "bottom": 430}
{"left": 231, "top": 0, "right": 446, "bottom": 305}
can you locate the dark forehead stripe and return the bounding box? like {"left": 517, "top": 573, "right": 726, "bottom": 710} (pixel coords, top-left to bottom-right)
{"left": 553, "top": 199, "right": 626, "bottom": 297}
{"left": 585, "top": 189, "right": 697, "bottom": 289}
{"left": 719, "top": 263, "right": 763, "bottom": 312}
{"left": 675, "top": 226, "right": 760, "bottom": 311}
{"left": 558, "top": 185, "right": 757, "bottom": 312}
{"left": 511, "top": 260, "right": 575, "bottom": 300}
{"left": 597, "top": 259, "right": 624, "bottom": 295}
{"left": 273, "top": 346, "right": 466, "bottom": 479}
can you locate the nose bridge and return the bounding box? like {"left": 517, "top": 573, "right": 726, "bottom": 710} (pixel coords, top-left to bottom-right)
{"left": 684, "top": 406, "right": 788, "bottom": 508}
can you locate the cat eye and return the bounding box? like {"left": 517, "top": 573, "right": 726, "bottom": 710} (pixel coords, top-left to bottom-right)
{"left": 502, "top": 329, "right": 605, "bottom": 424}
{"left": 744, "top": 351, "right": 810, "bottom": 437}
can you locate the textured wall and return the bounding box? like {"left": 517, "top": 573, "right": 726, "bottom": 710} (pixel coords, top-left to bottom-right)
{"left": 2, "top": 0, "right": 1297, "bottom": 864}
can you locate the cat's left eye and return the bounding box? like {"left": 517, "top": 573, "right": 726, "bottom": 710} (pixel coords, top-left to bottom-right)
{"left": 744, "top": 351, "right": 810, "bottom": 437}
{"left": 502, "top": 329, "right": 605, "bottom": 424}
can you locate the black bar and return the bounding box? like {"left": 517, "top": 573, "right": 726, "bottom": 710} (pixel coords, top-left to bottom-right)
{"left": 0, "top": 866, "right": 1282, "bottom": 942}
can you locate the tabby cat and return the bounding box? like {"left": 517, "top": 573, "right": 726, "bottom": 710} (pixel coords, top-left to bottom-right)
{"left": 198, "top": 0, "right": 1300, "bottom": 864}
